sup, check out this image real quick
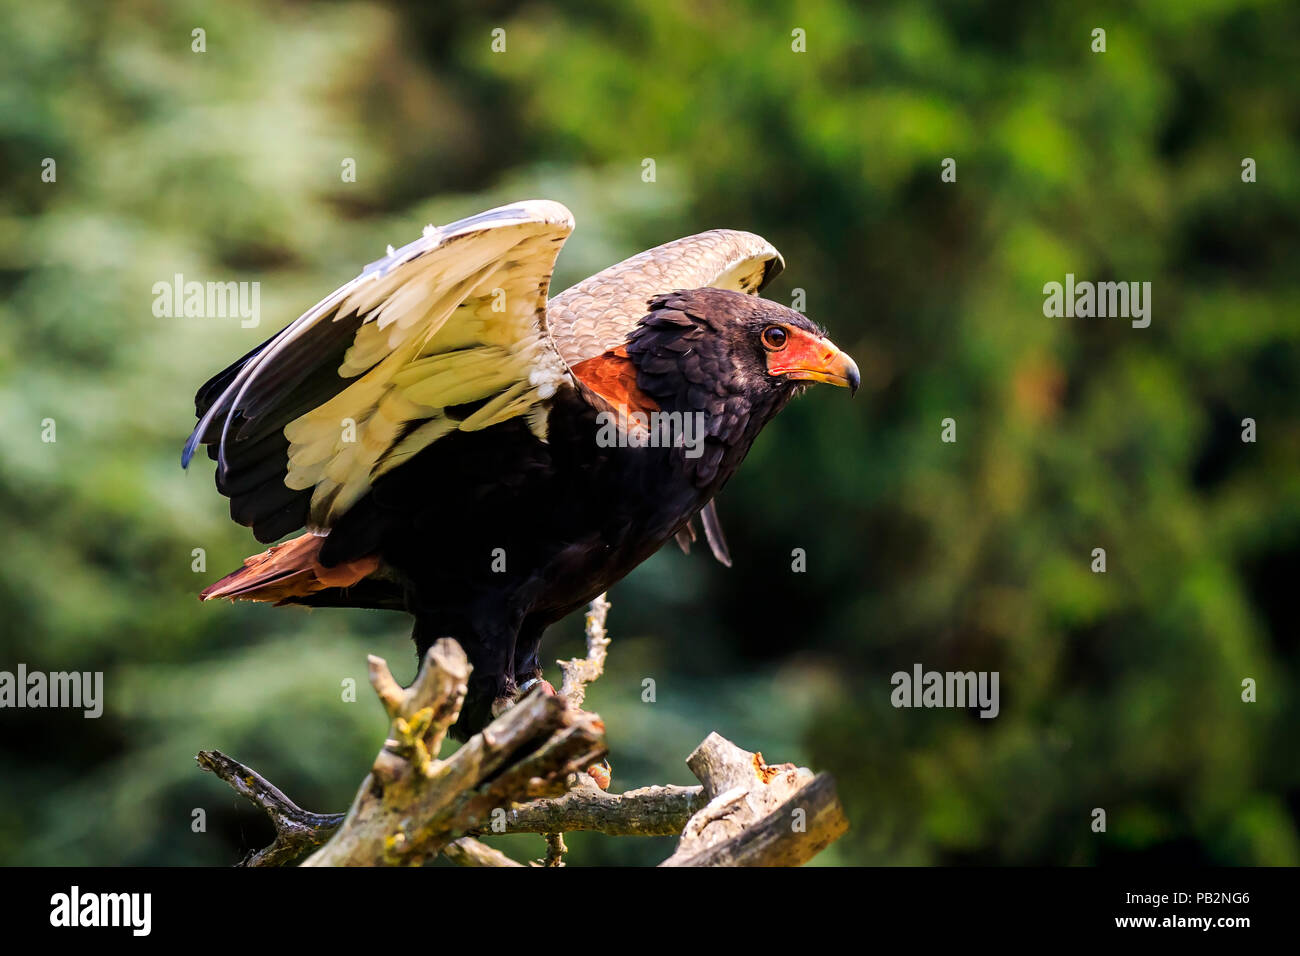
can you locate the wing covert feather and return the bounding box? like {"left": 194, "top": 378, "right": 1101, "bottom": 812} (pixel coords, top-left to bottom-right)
{"left": 547, "top": 229, "right": 783, "bottom": 364}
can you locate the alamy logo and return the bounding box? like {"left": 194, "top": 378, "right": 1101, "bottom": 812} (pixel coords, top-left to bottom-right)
{"left": 1042, "top": 273, "right": 1151, "bottom": 328}
{"left": 152, "top": 273, "right": 260, "bottom": 327}
{"left": 890, "top": 663, "right": 1000, "bottom": 718}
{"left": 50, "top": 886, "right": 151, "bottom": 936}
{"left": 0, "top": 664, "right": 103, "bottom": 718}
{"left": 595, "top": 405, "right": 707, "bottom": 459}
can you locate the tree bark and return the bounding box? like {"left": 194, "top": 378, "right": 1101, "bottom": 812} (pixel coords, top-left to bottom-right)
{"left": 196, "top": 597, "right": 850, "bottom": 867}
{"left": 661, "top": 732, "right": 849, "bottom": 866}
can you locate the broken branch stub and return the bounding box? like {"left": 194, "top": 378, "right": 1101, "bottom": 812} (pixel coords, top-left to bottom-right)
{"left": 661, "top": 732, "right": 849, "bottom": 867}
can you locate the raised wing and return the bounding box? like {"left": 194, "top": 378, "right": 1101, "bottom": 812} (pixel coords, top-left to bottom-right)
{"left": 184, "top": 200, "right": 575, "bottom": 542}
{"left": 547, "top": 229, "right": 784, "bottom": 365}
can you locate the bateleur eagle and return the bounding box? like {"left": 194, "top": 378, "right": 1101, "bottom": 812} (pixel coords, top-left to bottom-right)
{"left": 184, "top": 200, "right": 857, "bottom": 739}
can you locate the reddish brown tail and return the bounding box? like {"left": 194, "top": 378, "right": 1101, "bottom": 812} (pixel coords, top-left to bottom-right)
{"left": 200, "top": 532, "right": 380, "bottom": 605}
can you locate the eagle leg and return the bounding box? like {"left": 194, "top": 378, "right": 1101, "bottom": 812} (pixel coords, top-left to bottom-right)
{"left": 503, "top": 678, "right": 613, "bottom": 791}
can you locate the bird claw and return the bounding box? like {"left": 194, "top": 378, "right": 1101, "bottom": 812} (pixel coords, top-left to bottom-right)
{"left": 518, "top": 677, "right": 556, "bottom": 697}
{"left": 521, "top": 682, "right": 608, "bottom": 787}
{"left": 586, "top": 758, "right": 612, "bottom": 791}
{"left": 505, "top": 679, "right": 608, "bottom": 788}
{"left": 523, "top": 681, "right": 607, "bottom": 788}
{"left": 493, "top": 678, "right": 557, "bottom": 719}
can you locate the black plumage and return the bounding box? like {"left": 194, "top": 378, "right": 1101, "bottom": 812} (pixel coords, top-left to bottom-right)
{"left": 186, "top": 205, "right": 858, "bottom": 741}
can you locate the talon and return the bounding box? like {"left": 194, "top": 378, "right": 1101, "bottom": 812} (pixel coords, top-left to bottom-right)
{"left": 518, "top": 677, "right": 556, "bottom": 697}
{"left": 587, "top": 758, "right": 612, "bottom": 790}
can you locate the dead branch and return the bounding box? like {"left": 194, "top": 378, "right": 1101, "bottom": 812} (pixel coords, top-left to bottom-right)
{"left": 661, "top": 732, "right": 849, "bottom": 866}
{"left": 538, "top": 832, "right": 567, "bottom": 867}
{"left": 303, "top": 639, "right": 605, "bottom": 866}
{"left": 505, "top": 778, "right": 705, "bottom": 835}
{"left": 558, "top": 591, "right": 610, "bottom": 710}
{"left": 201, "top": 745, "right": 704, "bottom": 857}
{"left": 196, "top": 749, "right": 342, "bottom": 867}
{"left": 441, "top": 836, "right": 524, "bottom": 867}
{"left": 196, "top": 596, "right": 849, "bottom": 866}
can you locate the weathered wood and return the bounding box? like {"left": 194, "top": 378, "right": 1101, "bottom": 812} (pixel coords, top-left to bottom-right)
{"left": 539, "top": 832, "right": 567, "bottom": 867}
{"left": 196, "top": 747, "right": 705, "bottom": 864}
{"left": 661, "top": 732, "right": 849, "bottom": 866}
{"left": 505, "top": 780, "right": 706, "bottom": 836}
{"left": 442, "top": 837, "right": 524, "bottom": 867}
{"left": 196, "top": 598, "right": 850, "bottom": 867}
{"left": 558, "top": 592, "right": 610, "bottom": 710}
{"left": 195, "top": 749, "right": 343, "bottom": 867}
{"left": 663, "top": 774, "right": 847, "bottom": 866}
{"left": 685, "top": 731, "right": 789, "bottom": 797}
{"left": 303, "top": 639, "right": 606, "bottom": 866}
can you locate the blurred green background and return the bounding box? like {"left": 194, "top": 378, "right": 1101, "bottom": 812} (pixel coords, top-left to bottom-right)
{"left": 1, "top": 0, "right": 1297, "bottom": 866}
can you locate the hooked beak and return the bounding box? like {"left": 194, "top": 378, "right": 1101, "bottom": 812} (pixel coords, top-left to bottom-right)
{"left": 767, "top": 328, "right": 860, "bottom": 395}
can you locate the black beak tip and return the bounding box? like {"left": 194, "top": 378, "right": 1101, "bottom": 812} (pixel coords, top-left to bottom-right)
{"left": 846, "top": 360, "right": 861, "bottom": 396}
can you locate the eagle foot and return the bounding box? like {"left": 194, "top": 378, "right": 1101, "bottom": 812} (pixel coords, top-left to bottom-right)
{"left": 586, "top": 758, "right": 613, "bottom": 791}
{"left": 503, "top": 678, "right": 612, "bottom": 790}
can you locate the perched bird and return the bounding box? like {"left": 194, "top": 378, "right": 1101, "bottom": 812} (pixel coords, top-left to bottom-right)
{"left": 185, "top": 200, "right": 857, "bottom": 741}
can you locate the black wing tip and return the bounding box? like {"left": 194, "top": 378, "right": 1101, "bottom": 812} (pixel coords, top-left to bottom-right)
{"left": 700, "top": 500, "right": 732, "bottom": 567}
{"left": 181, "top": 432, "right": 201, "bottom": 469}
{"left": 758, "top": 254, "right": 785, "bottom": 292}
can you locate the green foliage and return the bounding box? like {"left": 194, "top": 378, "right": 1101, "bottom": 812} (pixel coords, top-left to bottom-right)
{"left": 0, "top": 0, "right": 1296, "bottom": 865}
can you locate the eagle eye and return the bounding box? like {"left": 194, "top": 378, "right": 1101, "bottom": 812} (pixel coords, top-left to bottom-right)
{"left": 761, "top": 326, "right": 788, "bottom": 351}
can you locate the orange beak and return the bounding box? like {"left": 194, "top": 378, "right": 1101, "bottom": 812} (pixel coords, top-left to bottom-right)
{"left": 766, "top": 327, "right": 860, "bottom": 394}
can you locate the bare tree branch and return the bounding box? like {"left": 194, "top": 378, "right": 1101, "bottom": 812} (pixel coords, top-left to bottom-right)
{"left": 558, "top": 592, "right": 610, "bottom": 710}
{"left": 537, "top": 832, "right": 567, "bottom": 867}
{"left": 661, "top": 732, "right": 849, "bottom": 867}
{"left": 196, "top": 746, "right": 706, "bottom": 862}
{"left": 195, "top": 606, "right": 850, "bottom": 867}
{"left": 665, "top": 774, "right": 846, "bottom": 866}
{"left": 442, "top": 837, "right": 524, "bottom": 867}
{"left": 505, "top": 779, "right": 706, "bottom": 835}
{"left": 195, "top": 749, "right": 342, "bottom": 867}
{"left": 303, "top": 639, "right": 606, "bottom": 866}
